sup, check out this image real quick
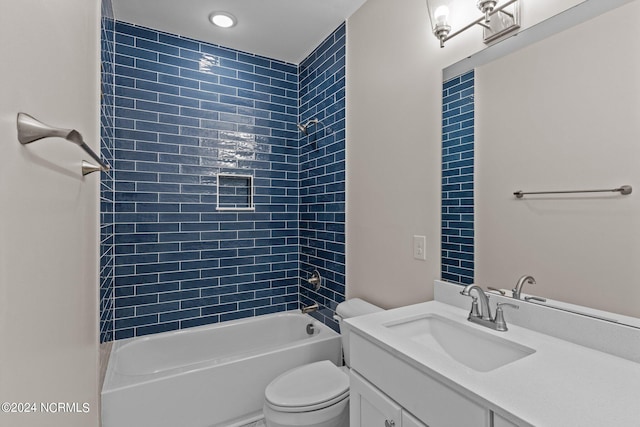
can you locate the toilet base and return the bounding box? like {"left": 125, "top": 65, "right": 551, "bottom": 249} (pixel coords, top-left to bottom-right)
{"left": 263, "top": 396, "right": 349, "bottom": 427}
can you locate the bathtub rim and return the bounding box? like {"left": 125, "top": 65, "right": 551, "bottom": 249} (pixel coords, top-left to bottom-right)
{"left": 102, "top": 310, "right": 341, "bottom": 394}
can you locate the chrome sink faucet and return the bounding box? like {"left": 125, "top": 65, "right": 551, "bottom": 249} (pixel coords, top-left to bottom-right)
{"left": 513, "top": 275, "right": 536, "bottom": 299}
{"left": 460, "top": 284, "right": 519, "bottom": 331}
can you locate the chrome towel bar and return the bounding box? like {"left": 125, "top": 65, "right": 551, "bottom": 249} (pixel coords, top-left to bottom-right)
{"left": 514, "top": 185, "right": 632, "bottom": 198}
{"left": 17, "top": 112, "right": 110, "bottom": 175}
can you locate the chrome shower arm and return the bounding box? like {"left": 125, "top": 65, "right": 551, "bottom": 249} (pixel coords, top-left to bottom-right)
{"left": 17, "top": 113, "right": 110, "bottom": 173}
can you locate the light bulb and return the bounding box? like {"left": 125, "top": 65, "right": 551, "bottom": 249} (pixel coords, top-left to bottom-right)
{"left": 434, "top": 5, "right": 450, "bottom": 26}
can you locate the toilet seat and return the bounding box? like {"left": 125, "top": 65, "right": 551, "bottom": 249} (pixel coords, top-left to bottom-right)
{"left": 265, "top": 360, "right": 349, "bottom": 413}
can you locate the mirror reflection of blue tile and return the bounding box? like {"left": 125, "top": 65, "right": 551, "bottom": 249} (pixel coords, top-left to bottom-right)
{"left": 441, "top": 70, "right": 475, "bottom": 286}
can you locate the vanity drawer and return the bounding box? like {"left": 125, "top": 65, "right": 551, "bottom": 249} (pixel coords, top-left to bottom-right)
{"left": 350, "top": 332, "right": 490, "bottom": 427}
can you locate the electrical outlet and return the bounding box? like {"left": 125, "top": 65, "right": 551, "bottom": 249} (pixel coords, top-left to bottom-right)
{"left": 413, "top": 235, "right": 426, "bottom": 260}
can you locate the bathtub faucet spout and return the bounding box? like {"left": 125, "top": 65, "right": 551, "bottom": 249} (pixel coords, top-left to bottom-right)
{"left": 301, "top": 303, "right": 319, "bottom": 314}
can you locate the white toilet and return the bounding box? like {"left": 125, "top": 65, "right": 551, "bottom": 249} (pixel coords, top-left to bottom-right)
{"left": 263, "top": 298, "right": 383, "bottom": 427}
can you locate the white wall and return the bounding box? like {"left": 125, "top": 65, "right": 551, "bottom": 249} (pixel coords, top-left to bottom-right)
{"left": 346, "top": 0, "right": 584, "bottom": 308}
{"left": 475, "top": 1, "right": 640, "bottom": 317}
{"left": 0, "top": 1, "right": 101, "bottom": 426}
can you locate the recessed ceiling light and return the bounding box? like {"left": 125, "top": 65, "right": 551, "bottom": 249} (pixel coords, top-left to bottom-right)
{"left": 209, "top": 12, "right": 237, "bottom": 28}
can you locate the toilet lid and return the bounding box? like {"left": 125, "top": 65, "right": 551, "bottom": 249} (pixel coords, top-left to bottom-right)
{"left": 265, "top": 361, "right": 349, "bottom": 411}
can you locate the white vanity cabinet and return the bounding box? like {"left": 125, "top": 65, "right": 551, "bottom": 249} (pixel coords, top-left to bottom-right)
{"left": 349, "top": 332, "right": 492, "bottom": 427}
{"left": 346, "top": 285, "right": 640, "bottom": 426}
{"left": 350, "top": 370, "right": 427, "bottom": 427}
{"left": 349, "top": 334, "right": 523, "bottom": 427}
{"left": 350, "top": 368, "right": 520, "bottom": 427}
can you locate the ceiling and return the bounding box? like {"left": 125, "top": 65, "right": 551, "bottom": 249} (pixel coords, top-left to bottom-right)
{"left": 112, "top": 0, "right": 368, "bottom": 64}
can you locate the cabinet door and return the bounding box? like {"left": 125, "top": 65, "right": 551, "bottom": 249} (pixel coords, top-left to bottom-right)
{"left": 350, "top": 371, "right": 402, "bottom": 427}
{"left": 403, "top": 411, "right": 429, "bottom": 427}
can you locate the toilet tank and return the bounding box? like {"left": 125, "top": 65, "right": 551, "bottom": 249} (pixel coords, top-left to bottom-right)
{"left": 334, "top": 298, "right": 383, "bottom": 367}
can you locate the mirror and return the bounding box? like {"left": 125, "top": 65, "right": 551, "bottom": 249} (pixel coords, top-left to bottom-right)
{"left": 441, "top": 0, "right": 640, "bottom": 327}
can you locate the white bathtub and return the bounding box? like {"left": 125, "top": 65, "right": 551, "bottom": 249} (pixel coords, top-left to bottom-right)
{"left": 101, "top": 311, "right": 342, "bottom": 427}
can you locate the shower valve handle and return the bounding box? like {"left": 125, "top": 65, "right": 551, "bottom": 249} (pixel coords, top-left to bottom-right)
{"left": 307, "top": 270, "right": 322, "bottom": 290}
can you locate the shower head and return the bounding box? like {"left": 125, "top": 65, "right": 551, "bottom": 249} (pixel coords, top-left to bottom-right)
{"left": 297, "top": 118, "right": 320, "bottom": 135}
{"left": 297, "top": 122, "right": 308, "bottom": 135}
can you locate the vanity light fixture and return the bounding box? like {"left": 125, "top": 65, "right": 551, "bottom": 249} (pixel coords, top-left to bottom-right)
{"left": 426, "top": 0, "right": 520, "bottom": 48}
{"left": 209, "top": 12, "right": 237, "bottom": 28}
{"left": 432, "top": 5, "right": 451, "bottom": 48}
{"left": 477, "top": 0, "right": 498, "bottom": 23}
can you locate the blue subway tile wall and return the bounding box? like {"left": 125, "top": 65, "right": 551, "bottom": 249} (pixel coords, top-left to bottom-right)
{"left": 441, "top": 70, "right": 475, "bottom": 285}
{"left": 100, "top": 0, "right": 115, "bottom": 343}
{"left": 111, "top": 22, "right": 300, "bottom": 339}
{"left": 298, "top": 23, "right": 346, "bottom": 331}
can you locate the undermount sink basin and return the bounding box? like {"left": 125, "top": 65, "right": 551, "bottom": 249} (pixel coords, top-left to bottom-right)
{"left": 384, "top": 314, "right": 535, "bottom": 372}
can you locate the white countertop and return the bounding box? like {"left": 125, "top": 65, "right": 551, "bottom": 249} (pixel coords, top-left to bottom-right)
{"left": 346, "top": 300, "right": 640, "bottom": 427}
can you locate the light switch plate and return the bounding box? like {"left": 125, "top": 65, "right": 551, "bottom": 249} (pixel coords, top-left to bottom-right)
{"left": 413, "top": 235, "right": 426, "bottom": 261}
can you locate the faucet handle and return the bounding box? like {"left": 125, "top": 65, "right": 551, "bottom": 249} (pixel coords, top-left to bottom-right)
{"left": 307, "top": 270, "right": 322, "bottom": 291}
{"left": 468, "top": 296, "right": 480, "bottom": 318}
{"left": 459, "top": 287, "right": 479, "bottom": 316}
{"left": 494, "top": 302, "right": 519, "bottom": 331}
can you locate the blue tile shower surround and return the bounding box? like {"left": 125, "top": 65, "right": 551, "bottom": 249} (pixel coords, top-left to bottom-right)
{"left": 441, "top": 70, "right": 475, "bottom": 285}
{"left": 111, "top": 22, "right": 300, "bottom": 339}
{"left": 298, "top": 23, "right": 347, "bottom": 331}
{"left": 100, "top": 0, "right": 115, "bottom": 343}
{"left": 103, "top": 22, "right": 346, "bottom": 339}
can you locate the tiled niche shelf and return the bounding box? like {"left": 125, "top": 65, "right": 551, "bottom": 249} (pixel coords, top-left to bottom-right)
{"left": 217, "top": 174, "right": 255, "bottom": 211}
